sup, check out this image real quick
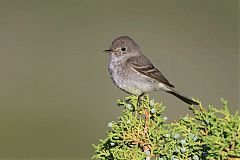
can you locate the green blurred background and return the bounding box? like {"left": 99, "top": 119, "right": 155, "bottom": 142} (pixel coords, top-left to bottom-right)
{"left": 0, "top": 0, "right": 238, "bottom": 159}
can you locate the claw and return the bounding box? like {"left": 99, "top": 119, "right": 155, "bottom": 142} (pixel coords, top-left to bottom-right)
{"left": 137, "top": 93, "right": 145, "bottom": 106}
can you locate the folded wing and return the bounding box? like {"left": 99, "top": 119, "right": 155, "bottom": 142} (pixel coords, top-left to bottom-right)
{"left": 126, "top": 55, "right": 174, "bottom": 88}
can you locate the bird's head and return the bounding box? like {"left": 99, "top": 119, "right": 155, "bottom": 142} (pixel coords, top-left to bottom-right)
{"left": 103, "top": 36, "right": 141, "bottom": 58}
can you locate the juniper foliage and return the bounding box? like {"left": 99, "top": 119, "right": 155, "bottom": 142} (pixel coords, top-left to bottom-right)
{"left": 93, "top": 95, "right": 240, "bottom": 160}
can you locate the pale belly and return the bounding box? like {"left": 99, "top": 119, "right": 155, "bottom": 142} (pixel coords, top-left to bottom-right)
{"left": 117, "top": 75, "right": 159, "bottom": 95}
{"left": 108, "top": 62, "right": 160, "bottom": 95}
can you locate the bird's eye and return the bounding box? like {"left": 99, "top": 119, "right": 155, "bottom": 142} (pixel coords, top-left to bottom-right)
{"left": 121, "top": 47, "right": 126, "bottom": 51}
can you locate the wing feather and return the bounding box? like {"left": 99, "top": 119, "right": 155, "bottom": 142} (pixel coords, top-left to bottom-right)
{"left": 126, "top": 55, "right": 174, "bottom": 88}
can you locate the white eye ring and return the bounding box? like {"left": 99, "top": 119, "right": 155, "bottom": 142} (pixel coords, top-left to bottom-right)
{"left": 121, "top": 47, "right": 127, "bottom": 52}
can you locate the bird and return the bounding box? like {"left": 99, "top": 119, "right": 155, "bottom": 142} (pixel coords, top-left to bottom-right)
{"left": 103, "top": 36, "right": 198, "bottom": 105}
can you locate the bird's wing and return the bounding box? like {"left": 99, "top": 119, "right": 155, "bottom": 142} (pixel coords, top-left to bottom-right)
{"left": 126, "top": 55, "right": 174, "bottom": 88}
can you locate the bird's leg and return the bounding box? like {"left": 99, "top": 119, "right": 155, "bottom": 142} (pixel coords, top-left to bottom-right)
{"left": 137, "top": 93, "right": 145, "bottom": 106}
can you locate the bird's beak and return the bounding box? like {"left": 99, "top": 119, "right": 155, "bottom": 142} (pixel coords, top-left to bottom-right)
{"left": 103, "top": 49, "right": 116, "bottom": 53}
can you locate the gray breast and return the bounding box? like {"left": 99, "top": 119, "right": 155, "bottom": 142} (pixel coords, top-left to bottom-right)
{"left": 108, "top": 57, "right": 160, "bottom": 95}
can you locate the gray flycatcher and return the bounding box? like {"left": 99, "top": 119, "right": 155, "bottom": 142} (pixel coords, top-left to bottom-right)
{"left": 104, "top": 36, "right": 198, "bottom": 105}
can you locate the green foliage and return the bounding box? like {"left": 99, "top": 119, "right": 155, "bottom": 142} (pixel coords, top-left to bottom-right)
{"left": 93, "top": 95, "right": 240, "bottom": 160}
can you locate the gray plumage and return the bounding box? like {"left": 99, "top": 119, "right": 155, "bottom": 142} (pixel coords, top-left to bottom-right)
{"left": 104, "top": 36, "right": 198, "bottom": 105}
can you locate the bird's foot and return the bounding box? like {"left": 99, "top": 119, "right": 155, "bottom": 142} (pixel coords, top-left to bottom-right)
{"left": 137, "top": 93, "right": 145, "bottom": 106}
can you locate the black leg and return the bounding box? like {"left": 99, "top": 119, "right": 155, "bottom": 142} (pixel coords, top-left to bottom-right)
{"left": 137, "top": 93, "right": 145, "bottom": 106}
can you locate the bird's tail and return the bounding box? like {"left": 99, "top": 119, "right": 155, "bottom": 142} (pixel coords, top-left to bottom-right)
{"left": 166, "top": 88, "right": 199, "bottom": 105}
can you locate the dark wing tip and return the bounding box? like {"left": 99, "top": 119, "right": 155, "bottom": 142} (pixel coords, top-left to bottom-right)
{"left": 168, "top": 83, "right": 175, "bottom": 88}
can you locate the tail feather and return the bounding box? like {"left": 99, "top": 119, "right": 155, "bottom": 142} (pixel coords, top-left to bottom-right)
{"left": 167, "top": 89, "right": 199, "bottom": 105}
